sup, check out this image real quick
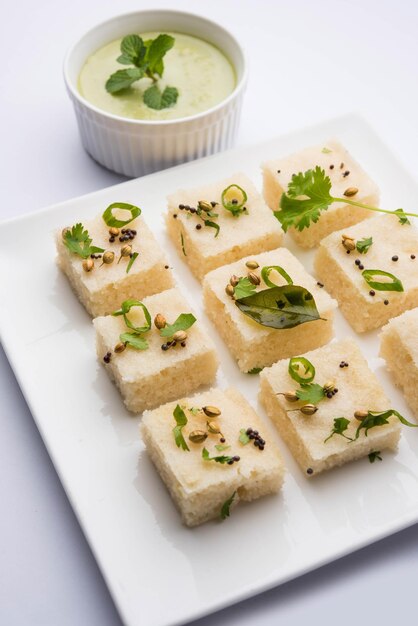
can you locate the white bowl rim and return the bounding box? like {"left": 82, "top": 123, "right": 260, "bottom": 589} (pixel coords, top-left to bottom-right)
{"left": 63, "top": 8, "right": 248, "bottom": 127}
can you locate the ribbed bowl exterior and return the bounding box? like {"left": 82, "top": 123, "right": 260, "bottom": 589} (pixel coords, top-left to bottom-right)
{"left": 64, "top": 10, "right": 247, "bottom": 178}
{"left": 68, "top": 85, "right": 245, "bottom": 177}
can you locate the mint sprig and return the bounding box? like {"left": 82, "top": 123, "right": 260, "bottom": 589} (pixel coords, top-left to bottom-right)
{"left": 275, "top": 167, "right": 417, "bottom": 230}
{"left": 106, "top": 34, "right": 178, "bottom": 110}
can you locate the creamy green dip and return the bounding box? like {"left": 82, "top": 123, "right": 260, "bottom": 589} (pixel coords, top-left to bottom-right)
{"left": 78, "top": 32, "right": 236, "bottom": 121}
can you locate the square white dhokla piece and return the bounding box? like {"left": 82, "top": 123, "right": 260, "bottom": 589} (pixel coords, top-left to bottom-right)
{"left": 203, "top": 248, "right": 337, "bottom": 372}
{"left": 380, "top": 308, "right": 418, "bottom": 417}
{"left": 56, "top": 211, "right": 174, "bottom": 317}
{"left": 93, "top": 288, "right": 218, "bottom": 413}
{"left": 262, "top": 140, "right": 379, "bottom": 248}
{"left": 259, "top": 339, "right": 401, "bottom": 477}
{"left": 166, "top": 173, "right": 284, "bottom": 280}
{"left": 141, "top": 387, "right": 285, "bottom": 526}
{"left": 315, "top": 215, "right": 418, "bottom": 332}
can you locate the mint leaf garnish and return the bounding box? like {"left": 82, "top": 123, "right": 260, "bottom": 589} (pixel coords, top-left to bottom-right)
{"left": 105, "top": 68, "right": 145, "bottom": 93}
{"left": 356, "top": 237, "right": 373, "bottom": 254}
{"left": 63, "top": 223, "right": 104, "bottom": 259}
{"left": 160, "top": 313, "right": 196, "bottom": 337}
{"left": 146, "top": 34, "right": 175, "bottom": 77}
{"left": 143, "top": 85, "right": 179, "bottom": 110}
{"left": 173, "top": 405, "right": 189, "bottom": 451}
{"left": 220, "top": 491, "right": 236, "bottom": 520}
{"left": 120, "top": 34, "right": 145, "bottom": 65}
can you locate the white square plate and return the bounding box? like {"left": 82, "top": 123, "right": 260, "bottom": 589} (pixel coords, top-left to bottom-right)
{"left": 1, "top": 114, "right": 418, "bottom": 626}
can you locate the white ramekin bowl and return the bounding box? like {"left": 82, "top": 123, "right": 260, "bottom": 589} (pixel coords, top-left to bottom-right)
{"left": 64, "top": 10, "right": 247, "bottom": 178}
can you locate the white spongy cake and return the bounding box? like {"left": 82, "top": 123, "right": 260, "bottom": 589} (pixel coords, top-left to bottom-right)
{"left": 259, "top": 338, "right": 401, "bottom": 477}
{"left": 203, "top": 248, "right": 337, "bottom": 372}
{"left": 380, "top": 307, "right": 418, "bottom": 417}
{"left": 93, "top": 288, "right": 219, "bottom": 413}
{"left": 56, "top": 212, "right": 174, "bottom": 317}
{"left": 166, "top": 172, "right": 283, "bottom": 280}
{"left": 315, "top": 214, "right": 418, "bottom": 332}
{"left": 141, "top": 387, "right": 285, "bottom": 527}
{"left": 262, "top": 139, "right": 379, "bottom": 248}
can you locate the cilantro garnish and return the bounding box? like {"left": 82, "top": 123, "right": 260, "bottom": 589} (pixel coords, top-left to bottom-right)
{"left": 215, "top": 444, "right": 231, "bottom": 452}
{"left": 106, "top": 34, "right": 178, "bottom": 110}
{"left": 180, "top": 232, "right": 186, "bottom": 256}
{"left": 220, "top": 491, "right": 236, "bottom": 520}
{"left": 296, "top": 383, "right": 325, "bottom": 404}
{"left": 172, "top": 405, "right": 189, "bottom": 451}
{"left": 119, "top": 331, "right": 148, "bottom": 350}
{"left": 361, "top": 269, "right": 404, "bottom": 292}
{"left": 202, "top": 448, "right": 235, "bottom": 464}
{"left": 368, "top": 451, "right": 382, "bottom": 463}
{"left": 63, "top": 223, "right": 104, "bottom": 259}
{"left": 354, "top": 409, "right": 417, "bottom": 439}
{"left": 356, "top": 237, "right": 373, "bottom": 254}
{"left": 239, "top": 428, "right": 250, "bottom": 445}
{"left": 247, "top": 367, "right": 263, "bottom": 375}
{"left": 159, "top": 313, "right": 196, "bottom": 338}
{"left": 324, "top": 417, "right": 353, "bottom": 443}
{"left": 274, "top": 166, "right": 417, "bottom": 230}
{"left": 233, "top": 277, "right": 257, "bottom": 299}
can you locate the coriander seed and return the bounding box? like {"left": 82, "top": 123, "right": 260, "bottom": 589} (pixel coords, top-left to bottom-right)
{"left": 188, "top": 430, "right": 208, "bottom": 444}
{"left": 114, "top": 342, "right": 126, "bottom": 354}
{"left": 173, "top": 330, "right": 187, "bottom": 343}
{"left": 225, "top": 284, "right": 235, "bottom": 297}
{"left": 82, "top": 258, "right": 94, "bottom": 272}
{"left": 203, "top": 406, "right": 221, "bottom": 418}
{"left": 102, "top": 251, "right": 115, "bottom": 265}
{"left": 109, "top": 227, "right": 120, "bottom": 236}
{"left": 245, "top": 260, "right": 259, "bottom": 270}
{"left": 248, "top": 271, "right": 260, "bottom": 285}
{"left": 154, "top": 313, "right": 167, "bottom": 330}
{"left": 343, "top": 187, "right": 359, "bottom": 197}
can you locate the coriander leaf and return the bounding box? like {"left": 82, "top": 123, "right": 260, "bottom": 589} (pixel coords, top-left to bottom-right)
{"left": 362, "top": 269, "right": 404, "bottom": 292}
{"left": 120, "top": 331, "right": 148, "bottom": 350}
{"left": 356, "top": 236, "right": 373, "bottom": 254}
{"left": 189, "top": 406, "right": 201, "bottom": 416}
{"left": 220, "top": 491, "right": 236, "bottom": 520}
{"left": 289, "top": 356, "right": 315, "bottom": 384}
{"left": 368, "top": 451, "right": 382, "bottom": 463}
{"left": 146, "top": 34, "right": 175, "bottom": 77}
{"left": 321, "top": 147, "right": 332, "bottom": 154}
{"left": 126, "top": 251, "right": 139, "bottom": 274}
{"left": 355, "top": 409, "right": 418, "bottom": 439}
{"left": 274, "top": 166, "right": 333, "bottom": 232}
{"left": 261, "top": 265, "right": 293, "bottom": 288}
{"left": 395, "top": 208, "right": 411, "bottom": 225}
{"left": 215, "top": 444, "right": 231, "bottom": 452}
{"left": 296, "top": 383, "right": 325, "bottom": 404}
{"left": 235, "top": 285, "right": 321, "bottom": 330}
{"left": 160, "top": 313, "right": 196, "bottom": 337}
{"left": 112, "top": 299, "right": 151, "bottom": 334}
{"left": 120, "top": 35, "right": 145, "bottom": 64}
{"left": 102, "top": 202, "right": 141, "bottom": 228}
{"left": 173, "top": 404, "right": 189, "bottom": 451}
{"left": 202, "top": 448, "right": 235, "bottom": 464}
{"left": 233, "top": 277, "right": 257, "bottom": 300}
{"left": 105, "top": 67, "right": 145, "bottom": 93}
{"left": 143, "top": 85, "right": 178, "bottom": 110}
{"left": 247, "top": 367, "right": 263, "bottom": 374}
{"left": 221, "top": 184, "right": 248, "bottom": 217}
{"left": 63, "top": 223, "right": 104, "bottom": 259}
{"left": 324, "top": 417, "right": 353, "bottom": 443}
{"left": 203, "top": 219, "right": 220, "bottom": 237}
{"left": 239, "top": 428, "right": 250, "bottom": 445}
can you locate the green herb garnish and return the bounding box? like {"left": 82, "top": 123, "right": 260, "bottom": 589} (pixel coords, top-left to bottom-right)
{"left": 288, "top": 356, "right": 316, "bottom": 384}
{"left": 356, "top": 237, "right": 373, "bottom": 254}
{"left": 160, "top": 313, "right": 196, "bottom": 337}
{"left": 202, "top": 448, "right": 235, "bottom": 464}
{"left": 102, "top": 202, "right": 141, "bottom": 228}
{"left": 275, "top": 166, "right": 418, "bottom": 230}
{"left": 368, "top": 451, "right": 382, "bottom": 463}
{"left": 235, "top": 285, "right": 321, "bottom": 330}
{"left": 215, "top": 444, "right": 231, "bottom": 452}
{"left": 173, "top": 404, "right": 189, "bottom": 451}
{"left": 112, "top": 299, "right": 151, "bottom": 334}
{"left": 220, "top": 491, "right": 236, "bottom": 520}
{"left": 126, "top": 251, "right": 139, "bottom": 274}
{"left": 355, "top": 409, "right": 417, "bottom": 439}
{"left": 181, "top": 232, "right": 186, "bottom": 256}
{"left": 247, "top": 367, "right": 263, "bottom": 375}
{"left": 361, "top": 269, "right": 404, "bottom": 292}
{"left": 63, "top": 223, "right": 104, "bottom": 259}
{"left": 324, "top": 417, "right": 353, "bottom": 443}
{"left": 106, "top": 34, "right": 178, "bottom": 110}
{"left": 261, "top": 265, "right": 293, "bottom": 288}
{"left": 296, "top": 383, "right": 325, "bottom": 404}
{"left": 239, "top": 428, "right": 250, "bottom": 445}
{"left": 203, "top": 219, "right": 220, "bottom": 238}
{"left": 119, "top": 331, "right": 148, "bottom": 350}
{"left": 234, "top": 277, "right": 257, "bottom": 299}
{"left": 321, "top": 147, "right": 332, "bottom": 154}
{"left": 221, "top": 184, "right": 248, "bottom": 217}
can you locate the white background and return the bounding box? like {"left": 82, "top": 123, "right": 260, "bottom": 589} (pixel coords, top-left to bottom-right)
{"left": 1, "top": 1, "right": 418, "bottom": 624}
